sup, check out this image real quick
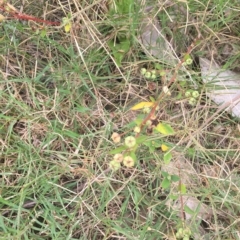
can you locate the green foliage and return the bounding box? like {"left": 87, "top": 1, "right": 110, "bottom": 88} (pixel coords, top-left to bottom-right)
{"left": 107, "top": 39, "right": 131, "bottom": 67}
{"left": 114, "top": 0, "right": 134, "bottom": 15}
{"left": 155, "top": 123, "right": 175, "bottom": 135}
{"left": 143, "top": 139, "right": 162, "bottom": 153}
{"left": 2, "top": 0, "right": 240, "bottom": 239}
{"left": 106, "top": 0, "right": 137, "bottom": 66}
{"left": 179, "top": 183, "right": 187, "bottom": 194}
{"left": 161, "top": 171, "right": 180, "bottom": 189}
{"left": 163, "top": 151, "right": 172, "bottom": 164}
{"left": 161, "top": 177, "right": 171, "bottom": 189}
{"left": 109, "top": 145, "right": 128, "bottom": 155}
{"left": 176, "top": 226, "right": 192, "bottom": 239}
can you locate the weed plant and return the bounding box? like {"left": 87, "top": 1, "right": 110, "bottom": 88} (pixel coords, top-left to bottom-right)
{"left": 0, "top": 0, "right": 240, "bottom": 239}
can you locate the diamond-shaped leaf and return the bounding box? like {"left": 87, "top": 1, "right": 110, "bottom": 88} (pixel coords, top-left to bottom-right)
{"left": 155, "top": 122, "right": 175, "bottom": 135}
{"left": 164, "top": 152, "right": 172, "bottom": 164}
{"left": 161, "top": 178, "right": 171, "bottom": 189}
{"left": 108, "top": 39, "right": 131, "bottom": 67}
{"left": 131, "top": 101, "right": 154, "bottom": 110}
{"left": 171, "top": 174, "right": 180, "bottom": 182}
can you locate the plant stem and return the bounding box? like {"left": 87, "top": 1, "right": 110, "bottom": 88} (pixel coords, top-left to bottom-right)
{"left": 0, "top": 6, "right": 60, "bottom": 26}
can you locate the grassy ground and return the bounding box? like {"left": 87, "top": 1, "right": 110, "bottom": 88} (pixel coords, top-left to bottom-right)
{"left": 0, "top": 0, "right": 240, "bottom": 239}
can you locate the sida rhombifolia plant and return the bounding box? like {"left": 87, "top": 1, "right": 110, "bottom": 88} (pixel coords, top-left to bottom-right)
{"left": 109, "top": 36, "right": 201, "bottom": 172}
{"left": 109, "top": 36, "right": 201, "bottom": 240}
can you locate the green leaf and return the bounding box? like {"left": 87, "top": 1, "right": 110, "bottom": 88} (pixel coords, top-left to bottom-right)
{"left": 116, "top": 0, "right": 134, "bottom": 14}
{"left": 132, "top": 188, "right": 141, "bottom": 205}
{"left": 125, "top": 120, "right": 138, "bottom": 129}
{"left": 186, "top": 148, "right": 196, "bottom": 157}
{"left": 74, "top": 106, "right": 90, "bottom": 113}
{"left": 161, "top": 178, "right": 171, "bottom": 189}
{"left": 163, "top": 152, "right": 172, "bottom": 164}
{"left": 155, "top": 122, "right": 175, "bottom": 135}
{"left": 161, "top": 171, "right": 169, "bottom": 178}
{"left": 62, "top": 130, "right": 79, "bottom": 139}
{"left": 109, "top": 145, "right": 127, "bottom": 154}
{"left": 143, "top": 142, "right": 155, "bottom": 153}
{"left": 129, "top": 151, "right": 137, "bottom": 162}
{"left": 143, "top": 141, "right": 151, "bottom": 147}
{"left": 40, "top": 29, "right": 47, "bottom": 38}
{"left": 151, "top": 140, "right": 162, "bottom": 148}
{"left": 169, "top": 194, "right": 178, "bottom": 200}
{"left": 114, "top": 52, "right": 124, "bottom": 67}
{"left": 149, "top": 96, "right": 156, "bottom": 102}
{"left": 154, "top": 63, "right": 163, "bottom": 70}
{"left": 133, "top": 114, "right": 145, "bottom": 125}
{"left": 179, "top": 183, "right": 187, "bottom": 194}
{"left": 108, "top": 39, "right": 131, "bottom": 67}
{"left": 184, "top": 54, "right": 191, "bottom": 61}
{"left": 171, "top": 174, "right": 180, "bottom": 182}
{"left": 184, "top": 205, "right": 195, "bottom": 215}
{"left": 180, "top": 80, "right": 187, "bottom": 87}
{"left": 119, "top": 39, "right": 131, "bottom": 52}
{"left": 136, "top": 135, "right": 148, "bottom": 144}
{"left": 176, "top": 92, "right": 182, "bottom": 100}
{"left": 148, "top": 145, "right": 156, "bottom": 153}
{"left": 143, "top": 140, "right": 161, "bottom": 147}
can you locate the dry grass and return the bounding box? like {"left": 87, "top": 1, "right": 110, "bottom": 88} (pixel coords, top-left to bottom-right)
{"left": 0, "top": 0, "right": 240, "bottom": 239}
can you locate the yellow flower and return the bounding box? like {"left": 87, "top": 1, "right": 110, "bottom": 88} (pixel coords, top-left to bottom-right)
{"left": 161, "top": 144, "right": 169, "bottom": 152}
{"left": 62, "top": 17, "right": 72, "bottom": 33}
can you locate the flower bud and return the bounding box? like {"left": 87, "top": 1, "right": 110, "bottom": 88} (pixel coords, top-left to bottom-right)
{"left": 140, "top": 68, "right": 147, "bottom": 75}
{"left": 125, "top": 136, "right": 136, "bottom": 148}
{"left": 111, "top": 132, "right": 121, "bottom": 143}
{"left": 143, "top": 107, "right": 151, "bottom": 114}
{"left": 185, "top": 90, "right": 191, "bottom": 98}
{"left": 145, "top": 71, "right": 151, "bottom": 79}
{"left": 109, "top": 160, "right": 121, "bottom": 171}
{"left": 183, "top": 227, "right": 191, "bottom": 236}
{"left": 192, "top": 90, "right": 199, "bottom": 98}
{"left": 151, "top": 74, "right": 157, "bottom": 80}
{"left": 188, "top": 97, "right": 197, "bottom": 106}
{"left": 134, "top": 126, "right": 141, "bottom": 133}
{"left": 123, "top": 156, "right": 135, "bottom": 167}
{"left": 113, "top": 153, "right": 123, "bottom": 163}
{"left": 146, "top": 120, "right": 152, "bottom": 126}
{"left": 186, "top": 58, "right": 193, "bottom": 65}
